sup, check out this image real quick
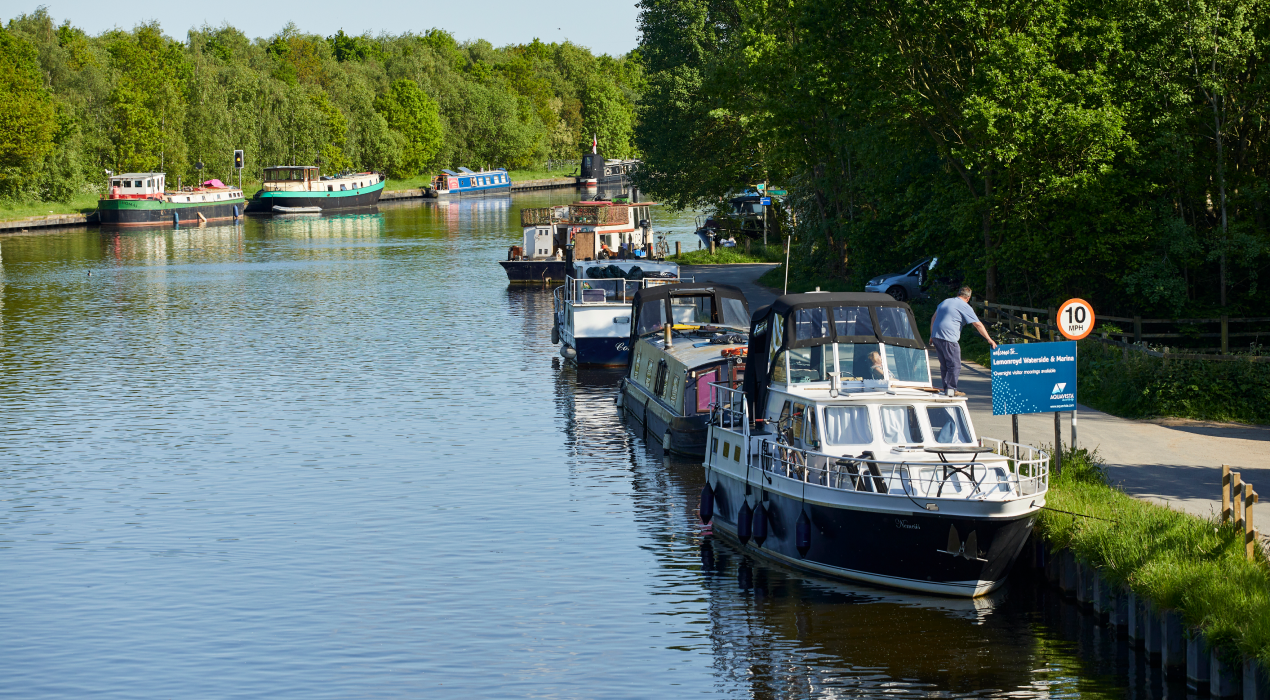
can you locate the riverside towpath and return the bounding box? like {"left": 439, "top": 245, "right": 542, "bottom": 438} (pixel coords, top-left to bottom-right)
{"left": 694, "top": 263, "right": 1270, "bottom": 527}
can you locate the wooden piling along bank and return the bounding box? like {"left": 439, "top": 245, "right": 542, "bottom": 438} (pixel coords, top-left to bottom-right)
{"left": 1033, "top": 537, "right": 1270, "bottom": 697}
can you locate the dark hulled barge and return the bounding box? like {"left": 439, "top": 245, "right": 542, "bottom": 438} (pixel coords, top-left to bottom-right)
{"left": 619, "top": 283, "right": 752, "bottom": 455}
{"left": 699, "top": 292, "right": 1049, "bottom": 597}
{"left": 501, "top": 200, "right": 655, "bottom": 284}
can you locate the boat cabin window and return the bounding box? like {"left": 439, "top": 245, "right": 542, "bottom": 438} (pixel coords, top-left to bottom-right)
{"left": 788, "top": 345, "right": 829, "bottom": 383}
{"left": 721, "top": 297, "right": 748, "bottom": 328}
{"left": 768, "top": 316, "right": 784, "bottom": 365}
{"left": 670, "top": 296, "right": 713, "bottom": 324}
{"left": 876, "top": 306, "right": 917, "bottom": 339}
{"left": 927, "top": 405, "right": 973, "bottom": 444}
{"left": 884, "top": 345, "right": 931, "bottom": 383}
{"left": 880, "top": 405, "right": 923, "bottom": 444}
{"left": 833, "top": 306, "right": 874, "bottom": 336}
{"left": 794, "top": 307, "right": 831, "bottom": 341}
{"left": 636, "top": 298, "right": 668, "bottom": 335}
{"left": 822, "top": 406, "right": 873, "bottom": 445}
{"left": 836, "top": 343, "right": 885, "bottom": 381}
{"left": 771, "top": 351, "right": 788, "bottom": 383}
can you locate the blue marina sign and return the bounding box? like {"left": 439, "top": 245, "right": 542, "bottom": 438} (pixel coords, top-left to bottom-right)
{"left": 990, "top": 341, "right": 1077, "bottom": 415}
{"left": 760, "top": 197, "right": 772, "bottom": 206}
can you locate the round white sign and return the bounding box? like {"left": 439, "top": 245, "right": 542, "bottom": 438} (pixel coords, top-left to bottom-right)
{"left": 1057, "top": 298, "right": 1095, "bottom": 340}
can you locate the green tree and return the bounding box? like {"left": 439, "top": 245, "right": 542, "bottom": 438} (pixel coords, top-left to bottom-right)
{"left": 0, "top": 27, "right": 57, "bottom": 190}
{"left": 375, "top": 79, "right": 443, "bottom": 177}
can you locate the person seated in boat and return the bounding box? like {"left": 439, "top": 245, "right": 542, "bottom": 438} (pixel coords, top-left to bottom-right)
{"left": 599, "top": 243, "right": 613, "bottom": 260}
{"left": 869, "top": 351, "right": 885, "bottom": 380}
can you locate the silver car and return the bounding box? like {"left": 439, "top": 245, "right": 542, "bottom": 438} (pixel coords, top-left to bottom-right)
{"left": 864, "top": 257, "right": 938, "bottom": 302}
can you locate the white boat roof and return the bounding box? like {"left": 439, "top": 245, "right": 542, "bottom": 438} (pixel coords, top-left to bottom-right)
{"left": 112, "top": 172, "right": 164, "bottom": 178}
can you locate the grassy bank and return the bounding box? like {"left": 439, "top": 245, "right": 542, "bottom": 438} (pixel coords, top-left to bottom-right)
{"left": 672, "top": 244, "right": 786, "bottom": 265}
{"left": 0, "top": 193, "right": 100, "bottom": 220}
{"left": 1040, "top": 449, "right": 1270, "bottom": 663}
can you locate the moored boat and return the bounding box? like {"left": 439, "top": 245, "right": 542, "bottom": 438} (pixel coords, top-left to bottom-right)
{"left": 578, "top": 151, "right": 639, "bottom": 188}
{"left": 248, "top": 166, "right": 384, "bottom": 212}
{"left": 619, "top": 283, "right": 752, "bottom": 455}
{"left": 552, "top": 260, "right": 683, "bottom": 367}
{"left": 699, "top": 291, "right": 1048, "bottom": 597}
{"left": 429, "top": 167, "right": 511, "bottom": 196}
{"left": 97, "top": 173, "right": 246, "bottom": 227}
{"left": 501, "top": 199, "right": 656, "bottom": 284}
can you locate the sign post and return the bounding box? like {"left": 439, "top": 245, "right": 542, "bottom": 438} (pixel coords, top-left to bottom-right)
{"left": 1055, "top": 298, "right": 1094, "bottom": 451}
{"left": 991, "top": 340, "right": 1078, "bottom": 474}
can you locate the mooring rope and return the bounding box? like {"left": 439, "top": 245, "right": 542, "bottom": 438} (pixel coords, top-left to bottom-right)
{"left": 1039, "top": 505, "right": 1119, "bottom": 523}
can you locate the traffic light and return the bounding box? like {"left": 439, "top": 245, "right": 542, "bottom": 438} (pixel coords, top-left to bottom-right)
{"left": 234, "top": 150, "right": 244, "bottom": 169}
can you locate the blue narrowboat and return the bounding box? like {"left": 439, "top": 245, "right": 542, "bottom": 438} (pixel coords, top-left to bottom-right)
{"left": 430, "top": 167, "right": 512, "bottom": 196}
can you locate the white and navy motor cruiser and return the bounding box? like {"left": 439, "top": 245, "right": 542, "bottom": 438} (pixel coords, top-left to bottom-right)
{"left": 619, "top": 283, "right": 752, "bottom": 455}
{"left": 699, "top": 292, "right": 1049, "bottom": 597}
{"left": 552, "top": 260, "right": 684, "bottom": 367}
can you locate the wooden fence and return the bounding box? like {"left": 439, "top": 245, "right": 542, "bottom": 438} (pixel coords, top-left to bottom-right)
{"left": 1222, "top": 465, "right": 1260, "bottom": 560}
{"left": 974, "top": 301, "right": 1270, "bottom": 363}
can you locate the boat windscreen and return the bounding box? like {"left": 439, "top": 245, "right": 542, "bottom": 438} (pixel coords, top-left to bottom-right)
{"left": 832, "top": 306, "right": 874, "bottom": 337}
{"left": 876, "top": 307, "right": 917, "bottom": 340}
{"left": 636, "top": 298, "right": 668, "bottom": 335}
{"left": 927, "top": 405, "right": 973, "bottom": 444}
{"left": 788, "top": 345, "right": 830, "bottom": 383}
{"left": 670, "top": 296, "right": 713, "bottom": 325}
{"left": 885, "top": 345, "right": 931, "bottom": 383}
{"left": 721, "top": 297, "right": 748, "bottom": 328}
{"left": 836, "top": 343, "right": 885, "bottom": 381}
{"left": 794, "top": 307, "right": 832, "bottom": 341}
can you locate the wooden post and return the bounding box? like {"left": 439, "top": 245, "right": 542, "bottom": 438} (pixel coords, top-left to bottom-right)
{"left": 1221, "top": 315, "right": 1229, "bottom": 354}
{"left": 1233, "top": 472, "right": 1244, "bottom": 533}
{"left": 1048, "top": 307, "right": 1056, "bottom": 342}
{"left": 745, "top": 238, "right": 751, "bottom": 254}
{"left": 1053, "top": 411, "right": 1063, "bottom": 475}
{"left": 675, "top": 241, "right": 681, "bottom": 257}
{"left": 1223, "top": 465, "right": 1232, "bottom": 525}
{"left": 709, "top": 237, "right": 716, "bottom": 255}
{"left": 1134, "top": 316, "right": 1142, "bottom": 344}
{"left": 1245, "top": 486, "right": 1258, "bottom": 560}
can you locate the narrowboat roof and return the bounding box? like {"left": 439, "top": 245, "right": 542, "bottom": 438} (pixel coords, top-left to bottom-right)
{"left": 634, "top": 333, "right": 748, "bottom": 370}
{"left": 264, "top": 165, "right": 318, "bottom": 171}
{"left": 441, "top": 168, "right": 507, "bottom": 176}
{"left": 112, "top": 172, "right": 164, "bottom": 178}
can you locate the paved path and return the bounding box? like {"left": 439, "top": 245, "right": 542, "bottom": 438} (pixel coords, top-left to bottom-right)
{"left": 680, "top": 264, "right": 780, "bottom": 309}
{"left": 939, "top": 355, "right": 1270, "bottom": 525}
{"left": 707, "top": 263, "right": 1270, "bottom": 526}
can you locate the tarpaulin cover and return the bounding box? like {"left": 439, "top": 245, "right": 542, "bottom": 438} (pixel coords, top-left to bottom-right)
{"left": 203, "top": 179, "right": 226, "bottom": 188}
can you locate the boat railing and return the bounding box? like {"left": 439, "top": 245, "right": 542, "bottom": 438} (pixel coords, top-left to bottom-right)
{"left": 563, "top": 275, "right": 692, "bottom": 305}
{"left": 743, "top": 438, "right": 1048, "bottom": 502}
{"left": 707, "top": 382, "right": 750, "bottom": 440}
{"left": 521, "top": 205, "right": 631, "bottom": 227}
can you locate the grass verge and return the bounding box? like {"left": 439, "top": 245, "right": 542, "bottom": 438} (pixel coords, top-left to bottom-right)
{"left": 1039, "top": 448, "right": 1270, "bottom": 664}
{"left": 0, "top": 193, "right": 100, "bottom": 220}
{"left": 672, "top": 245, "right": 786, "bottom": 265}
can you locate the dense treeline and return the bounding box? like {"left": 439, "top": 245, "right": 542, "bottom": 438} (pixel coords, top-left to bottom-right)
{"left": 0, "top": 9, "right": 640, "bottom": 200}
{"left": 636, "top": 0, "right": 1270, "bottom": 317}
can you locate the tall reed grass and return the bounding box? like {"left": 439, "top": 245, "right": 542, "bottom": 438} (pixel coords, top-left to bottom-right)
{"left": 1039, "top": 448, "right": 1270, "bottom": 663}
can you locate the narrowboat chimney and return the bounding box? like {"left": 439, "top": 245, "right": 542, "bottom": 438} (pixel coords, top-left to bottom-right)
{"left": 664, "top": 323, "right": 673, "bottom": 348}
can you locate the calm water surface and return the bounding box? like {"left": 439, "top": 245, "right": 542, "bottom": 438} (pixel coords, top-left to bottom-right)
{"left": 1, "top": 193, "right": 1180, "bottom": 698}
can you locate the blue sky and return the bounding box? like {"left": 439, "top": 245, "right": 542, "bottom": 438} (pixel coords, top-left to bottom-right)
{"left": 11, "top": 0, "right": 641, "bottom": 55}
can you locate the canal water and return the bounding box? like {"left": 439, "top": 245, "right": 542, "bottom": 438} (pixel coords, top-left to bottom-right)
{"left": 0, "top": 192, "right": 1184, "bottom": 698}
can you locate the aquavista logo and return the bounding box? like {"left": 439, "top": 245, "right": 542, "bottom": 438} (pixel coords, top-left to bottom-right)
{"left": 1050, "top": 382, "right": 1074, "bottom": 400}
{"left": 1052, "top": 382, "right": 1066, "bottom": 394}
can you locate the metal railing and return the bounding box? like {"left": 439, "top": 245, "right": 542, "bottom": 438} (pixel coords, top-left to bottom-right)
{"left": 558, "top": 275, "right": 688, "bottom": 307}
{"left": 520, "top": 205, "right": 632, "bottom": 227}
{"left": 706, "top": 382, "right": 1048, "bottom": 502}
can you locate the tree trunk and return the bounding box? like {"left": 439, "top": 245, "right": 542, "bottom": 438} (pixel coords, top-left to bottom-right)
{"left": 1213, "top": 97, "right": 1228, "bottom": 306}
{"left": 983, "top": 173, "right": 996, "bottom": 303}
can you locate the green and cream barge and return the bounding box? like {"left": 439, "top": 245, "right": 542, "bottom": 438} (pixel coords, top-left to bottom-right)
{"left": 98, "top": 173, "right": 246, "bottom": 227}
{"left": 248, "top": 166, "right": 385, "bottom": 212}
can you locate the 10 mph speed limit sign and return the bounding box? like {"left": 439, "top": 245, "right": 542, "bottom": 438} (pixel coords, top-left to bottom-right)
{"left": 1058, "top": 298, "right": 1095, "bottom": 340}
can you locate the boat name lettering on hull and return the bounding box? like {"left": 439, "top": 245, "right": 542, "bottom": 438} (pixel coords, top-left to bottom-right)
{"left": 895, "top": 519, "right": 920, "bottom": 530}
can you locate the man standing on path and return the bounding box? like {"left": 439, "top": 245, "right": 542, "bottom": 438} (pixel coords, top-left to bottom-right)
{"left": 930, "top": 286, "right": 997, "bottom": 396}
